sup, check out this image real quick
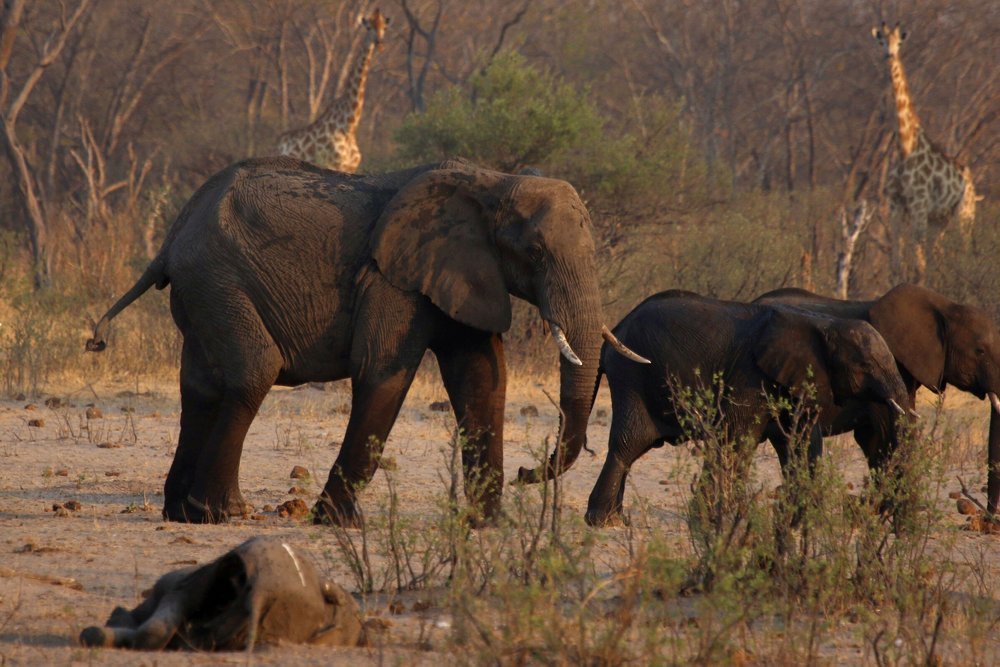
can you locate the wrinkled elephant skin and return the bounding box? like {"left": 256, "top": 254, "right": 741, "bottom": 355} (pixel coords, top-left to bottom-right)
{"left": 87, "top": 157, "right": 617, "bottom": 526}
{"left": 756, "top": 283, "right": 1000, "bottom": 514}
{"left": 586, "top": 291, "right": 910, "bottom": 526}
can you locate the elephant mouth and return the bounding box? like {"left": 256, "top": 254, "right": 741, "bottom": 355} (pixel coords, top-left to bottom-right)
{"left": 546, "top": 321, "right": 650, "bottom": 366}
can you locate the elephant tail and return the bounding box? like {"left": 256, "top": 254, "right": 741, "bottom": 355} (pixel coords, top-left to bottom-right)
{"left": 86, "top": 255, "right": 169, "bottom": 352}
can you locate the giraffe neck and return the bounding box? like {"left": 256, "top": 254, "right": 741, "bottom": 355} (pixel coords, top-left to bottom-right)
{"left": 888, "top": 53, "right": 921, "bottom": 157}
{"left": 329, "top": 37, "right": 376, "bottom": 136}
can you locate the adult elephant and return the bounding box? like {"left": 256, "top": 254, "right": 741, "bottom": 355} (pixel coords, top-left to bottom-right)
{"left": 756, "top": 284, "right": 1000, "bottom": 514}
{"left": 86, "top": 156, "right": 644, "bottom": 526}
{"left": 586, "top": 291, "right": 910, "bottom": 526}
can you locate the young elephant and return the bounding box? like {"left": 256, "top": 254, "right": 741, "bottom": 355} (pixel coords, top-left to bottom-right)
{"left": 79, "top": 537, "right": 363, "bottom": 651}
{"left": 585, "top": 291, "right": 910, "bottom": 526}
{"left": 756, "top": 284, "right": 1000, "bottom": 514}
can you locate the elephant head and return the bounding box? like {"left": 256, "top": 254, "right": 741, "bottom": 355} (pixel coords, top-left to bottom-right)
{"left": 754, "top": 307, "right": 910, "bottom": 417}
{"left": 868, "top": 284, "right": 1000, "bottom": 512}
{"left": 79, "top": 537, "right": 363, "bottom": 651}
{"left": 370, "top": 166, "right": 637, "bottom": 487}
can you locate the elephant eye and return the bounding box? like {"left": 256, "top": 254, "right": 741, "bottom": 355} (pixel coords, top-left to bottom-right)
{"left": 976, "top": 348, "right": 986, "bottom": 357}
{"left": 527, "top": 245, "right": 545, "bottom": 267}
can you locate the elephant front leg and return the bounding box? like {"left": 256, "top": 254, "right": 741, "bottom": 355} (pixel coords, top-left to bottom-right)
{"left": 314, "top": 365, "right": 420, "bottom": 527}
{"left": 435, "top": 331, "right": 506, "bottom": 525}
{"left": 586, "top": 453, "right": 632, "bottom": 527}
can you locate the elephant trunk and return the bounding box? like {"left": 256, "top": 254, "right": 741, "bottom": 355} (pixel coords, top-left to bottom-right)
{"left": 516, "top": 285, "right": 603, "bottom": 484}
{"left": 988, "top": 392, "right": 1000, "bottom": 515}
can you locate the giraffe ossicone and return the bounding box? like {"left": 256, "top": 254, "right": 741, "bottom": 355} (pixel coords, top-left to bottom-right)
{"left": 275, "top": 8, "right": 388, "bottom": 173}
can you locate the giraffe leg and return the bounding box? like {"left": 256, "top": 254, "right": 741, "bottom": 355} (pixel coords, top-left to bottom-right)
{"left": 909, "top": 202, "right": 930, "bottom": 286}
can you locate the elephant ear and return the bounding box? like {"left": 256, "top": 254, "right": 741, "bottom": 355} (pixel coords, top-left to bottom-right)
{"left": 868, "top": 285, "right": 945, "bottom": 391}
{"left": 371, "top": 168, "right": 512, "bottom": 333}
{"left": 753, "top": 308, "right": 833, "bottom": 405}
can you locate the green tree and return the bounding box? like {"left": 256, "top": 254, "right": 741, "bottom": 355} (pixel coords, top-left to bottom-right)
{"left": 394, "top": 52, "right": 603, "bottom": 173}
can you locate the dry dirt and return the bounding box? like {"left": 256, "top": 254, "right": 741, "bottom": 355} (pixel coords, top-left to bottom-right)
{"left": 1, "top": 367, "right": 999, "bottom": 664}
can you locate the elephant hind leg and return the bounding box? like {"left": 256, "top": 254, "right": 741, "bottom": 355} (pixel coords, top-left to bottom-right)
{"left": 166, "top": 319, "right": 284, "bottom": 523}
{"left": 164, "top": 336, "right": 223, "bottom": 521}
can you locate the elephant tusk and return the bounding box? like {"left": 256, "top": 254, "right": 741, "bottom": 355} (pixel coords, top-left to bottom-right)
{"left": 601, "top": 325, "right": 651, "bottom": 364}
{"left": 549, "top": 322, "right": 583, "bottom": 366}
{"left": 888, "top": 398, "right": 905, "bottom": 415}
{"left": 990, "top": 392, "right": 1000, "bottom": 415}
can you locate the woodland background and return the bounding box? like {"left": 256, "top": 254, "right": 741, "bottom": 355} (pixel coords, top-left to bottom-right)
{"left": 0, "top": 0, "right": 998, "bottom": 392}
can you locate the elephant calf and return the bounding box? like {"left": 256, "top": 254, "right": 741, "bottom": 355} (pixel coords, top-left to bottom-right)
{"left": 79, "top": 537, "right": 364, "bottom": 651}
{"left": 586, "top": 291, "right": 910, "bottom": 526}
{"left": 756, "top": 283, "right": 1000, "bottom": 515}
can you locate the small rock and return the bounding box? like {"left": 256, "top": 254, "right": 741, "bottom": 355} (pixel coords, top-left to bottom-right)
{"left": 54, "top": 507, "right": 71, "bottom": 518}
{"left": 429, "top": 400, "right": 450, "bottom": 412}
{"left": 365, "top": 617, "right": 393, "bottom": 631}
{"left": 948, "top": 491, "right": 962, "bottom": 500}
{"left": 104, "top": 471, "right": 121, "bottom": 477}
{"left": 44, "top": 397, "right": 63, "bottom": 408}
{"left": 97, "top": 442, "right": 121, "bottom": 449}
{"left": 957, "top": 498, "right": 979, "bottom": 515}
{"left": 55, "top": 469, "right": 68, "bottom": 477}
{"left": 411, "top": 600, "right": 432, "bottom": 612}
{"left": 27, "top": 419, "right": 44, "bottom": 427}
{"left": 24, "top": 403, "right": 35, "bottom": 410}
{"left": 251, "top": 514, "right": 267, "bottom": 521}
{"left": 63, "top": 500, "right": 82, "bottom": 511}
{"left": 262, "top": 505, "right": 274, "bottom": 512}
{"left": 288, "top": 486, "right": 307, "bottom": 495}
{"left": 85, "top": 407, "right": 103, "bottom": 420}
{"left": 658, "top": 479, "right": 670, "bottom": 485}
{"left": 290, "top": 465, "right": 310, "bottom": 479}
{"left": 519, "top": 405, "right": 539, "bottom": 418}
{"left": 277, "top": 498, "right": 309, "bottom": 518}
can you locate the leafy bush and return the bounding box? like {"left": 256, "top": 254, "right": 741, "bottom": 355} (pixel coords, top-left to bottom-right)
{"left": 394, "top": 52, "right": 604, "bottom": 174}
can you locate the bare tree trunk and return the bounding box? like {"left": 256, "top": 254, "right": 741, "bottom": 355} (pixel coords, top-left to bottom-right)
{"left": 0, "top": 0, "right": 90, "bottom": 289}
{"left": 836, "top": 200, "right": 872, "bottom": 299}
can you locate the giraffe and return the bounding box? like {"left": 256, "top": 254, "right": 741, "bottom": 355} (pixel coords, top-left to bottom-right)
{"left": 275, "top": 9, "right": 388, "bottom": 173}
{"left": 873, "top": 22, "right": 977, "bottom": 284}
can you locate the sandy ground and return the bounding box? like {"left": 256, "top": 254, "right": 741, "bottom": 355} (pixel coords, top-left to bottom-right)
{"left": 1, "top": 367, "right": 999, "bottom": 664}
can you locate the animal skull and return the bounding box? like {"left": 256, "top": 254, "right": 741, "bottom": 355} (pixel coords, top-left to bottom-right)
{"left": 79, "top": 536, "right": 364, "bottom": 650}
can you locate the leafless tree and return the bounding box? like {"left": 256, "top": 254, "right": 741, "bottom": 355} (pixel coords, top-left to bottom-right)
{"left": 0, "top": 0, "right": 90, "bottom": 288}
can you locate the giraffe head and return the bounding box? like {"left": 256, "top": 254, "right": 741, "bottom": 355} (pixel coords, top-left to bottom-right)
{"left": 362, "top": 8, "right": 389, "bottom": 51}
{"left": 872, "top": 22, "right": 906, "bottom": 59}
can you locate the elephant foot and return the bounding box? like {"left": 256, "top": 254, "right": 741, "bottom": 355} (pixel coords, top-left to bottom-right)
{"left": 514, "top": 465, "right": 545, "bottom": 484}
{"left": 584, "top": 506, "right": 629, "bottom": 527}
{"left": 463, "top": 499, "right": 502, "bottom": 529}
{"left": 311, "top": 495, "right": 363, "bottom": 529}
{"left": 162, "top": 493, "right": 250, "bottom": 524}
